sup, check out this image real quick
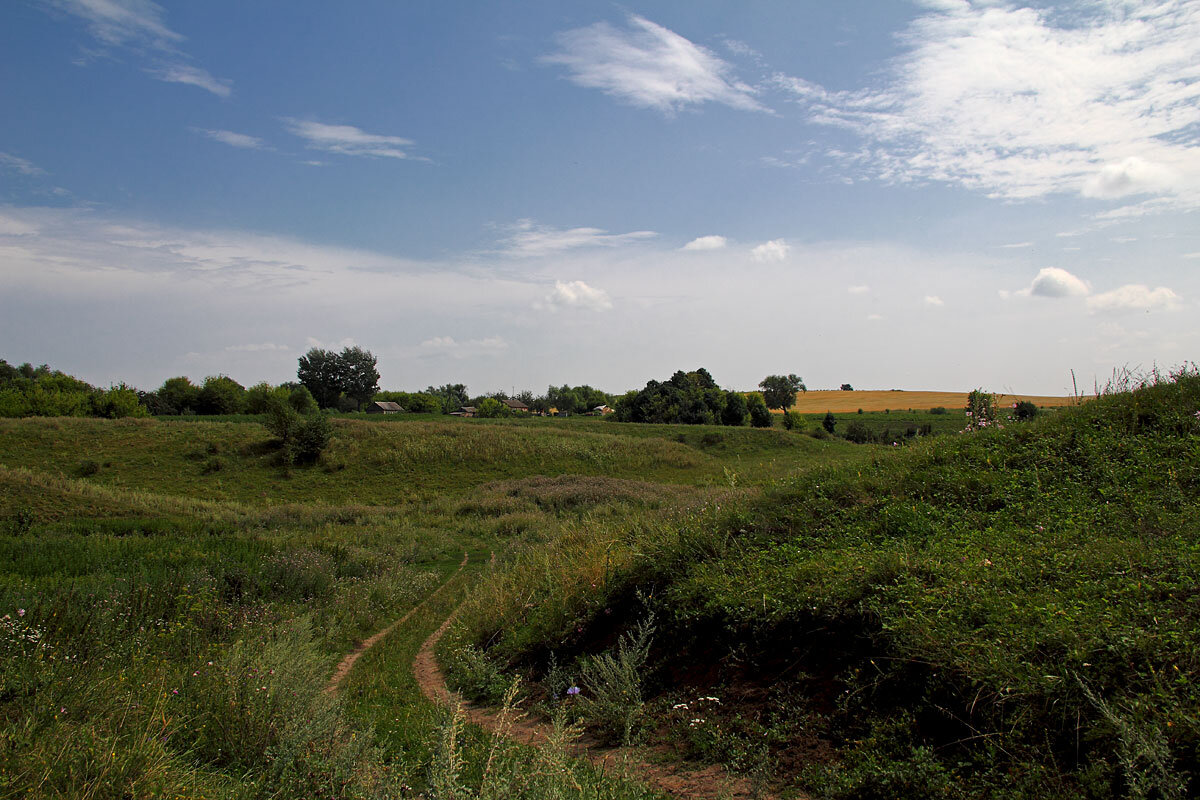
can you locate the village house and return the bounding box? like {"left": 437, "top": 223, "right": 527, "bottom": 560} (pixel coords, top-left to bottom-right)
{"left": 366, "top": 401, "right": 404, "bottom": 414}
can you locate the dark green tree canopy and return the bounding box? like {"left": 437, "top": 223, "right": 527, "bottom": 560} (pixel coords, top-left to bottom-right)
{"left": 615, "top": 368, "right": 743, "bottom": 426}
{"left": 297, "top": 346, "right": 379, "bottom": 410}
{"left": 758, "top": 374, "right": 806, "bottom": 411}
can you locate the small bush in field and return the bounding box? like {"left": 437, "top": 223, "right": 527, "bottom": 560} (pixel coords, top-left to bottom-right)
{"left": 580, "top": 613, "right": 655, "bottom": 745}
{"left": 1014, "top": 400, "right": 1039, "bottom": 420}
{"left": 782, "top": 411, "right": 804, "bottom": 431}
{"left": 262, "top": 398, "right": 331, "bottom": 465}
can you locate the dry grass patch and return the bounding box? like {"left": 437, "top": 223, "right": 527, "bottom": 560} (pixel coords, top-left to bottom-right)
{"left": 787, "top": 389, "right": 1077, "bottom": 413}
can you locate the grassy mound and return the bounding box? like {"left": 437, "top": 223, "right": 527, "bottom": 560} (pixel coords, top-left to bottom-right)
{"left": 453, "top": 370, "right": 1200, "bottom": 798}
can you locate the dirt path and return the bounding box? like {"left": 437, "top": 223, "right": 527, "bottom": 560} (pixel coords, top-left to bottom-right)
{"left": 326, "top": 552, "right": 469, "bottom": 695}
{"left": 414, "top": 597, "right": 791, "bottom": 800}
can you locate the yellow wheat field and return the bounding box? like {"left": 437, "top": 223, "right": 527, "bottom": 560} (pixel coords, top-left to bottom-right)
{"left": 784, "top": 390, "right": 1079, "bottom": 414}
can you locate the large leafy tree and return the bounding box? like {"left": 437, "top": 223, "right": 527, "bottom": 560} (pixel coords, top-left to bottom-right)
{"left": 339, "top": 346, "right": 380, "bottom": 410}
{"left": 298, "top": 348, "right": 349, "bottom": 409}
{"left": 758, "top": 374, "right": 806, "bottom": 411}
{"left": 425, "top": 383, "right": 470, "bottom": 414}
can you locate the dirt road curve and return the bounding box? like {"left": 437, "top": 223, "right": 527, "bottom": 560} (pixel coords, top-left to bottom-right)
{"left": 414, "top": 593, "right": 790, "bottom": 800}
{"left": 325, "top": 552, "right": 469, "bottom": 695}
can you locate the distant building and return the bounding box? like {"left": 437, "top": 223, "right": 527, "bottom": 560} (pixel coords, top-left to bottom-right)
{"left": 593, "top": 405, "right": 614, "bottom": 415}
{"left": 452, "top": 406, "right": 477, "bottom": 417}
{"left": 502, "top": 398, "right": 529, "bottom": 412}
{"left": 366, "top": 401, "right": 404, "bottom": 414}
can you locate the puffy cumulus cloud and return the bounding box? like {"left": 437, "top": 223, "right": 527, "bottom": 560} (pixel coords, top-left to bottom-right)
{"left": 776, "top": 1, "right": 1200, "bottom": 213}
{"left": 500, "top": 220, "right": 656, "bottom": 257}
{"left": 1082, "top": 157, "right": 1177, "bottom": 200}
{"left": 682, "top": 235, "right": 727, "bottom": 251}
{"left": 282, "top": 118, "right": 419, "bottom": 160}
{"left": 751, "top": 239, "right": 789, "bottom": 262}
{"left": 1028, "top": 267, "right": 1090, "bottom": 298}
{"left": 545, "top": 14, "right": 765, "bottom": 114}
{"left": 924, "top": 295, "right": 944, "bottom": 307}
{"left": 1086, "top": 285, "right": 1182, "bottom": 313}
{"left": 540, "top": 280, "right": 613, "bottom": 312}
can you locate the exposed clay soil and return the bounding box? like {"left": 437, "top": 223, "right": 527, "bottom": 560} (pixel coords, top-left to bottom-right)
{"left": 413, "top": 605, "right": 807, "bottom": 800}
{"left": 328, "top": 552, "right": 811, "bottom": 798}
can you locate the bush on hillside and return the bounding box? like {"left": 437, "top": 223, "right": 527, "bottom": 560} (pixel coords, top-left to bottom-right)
{"left": 263, "top": 398, "right": 332, "bottom": 465}
{"left": 747, "top": 392, "right": 772, "bottom": 428}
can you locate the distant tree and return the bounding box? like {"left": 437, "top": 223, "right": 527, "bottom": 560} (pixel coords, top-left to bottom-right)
{"left": 758, "top": 374, "right": 806, "bottom": 411}
{"left": 1014, "top": 400, "right": 1038, "bottom": 421}
{"left": 339, "top": 346, "right": 380, "bottom": 410}
{"left": 298, "top": 349, "right": 347, "bottom": 409}
{"left": 92, "top": 384, "right": 147, "bottom": 419}
{"left": 615, "top": 369, "right": 727, "bottom": 425}
{"left": 844, "top": 420, "right": 870, "bottom": 444}
{"left": 822, "top": 411, "right": 837, "bottom": 434}
{"left": 721, "top": 390, "right": 748, "bottom": 426}
{"left": 475, "top": 397, "right": 511, "bottom": 418}
{"left": 156, "top": 376, "right": 201, "bottom": 415}
{"left": 840, "top": 383, "right": 854, "bottom": 392}
{"left": 288, "top": 385, "right": 318, "bottom": 414}
{"left": 197, "top": 375, "right": 245, "bottom": 415}
{"left": 782, "top": 410, "right": 804, "bottom": 431}
{"left": 425, "top": 383, "right": 470, "bottom": 414}
{"left": 747, "top": 392, "right": 772, "bottom": 428}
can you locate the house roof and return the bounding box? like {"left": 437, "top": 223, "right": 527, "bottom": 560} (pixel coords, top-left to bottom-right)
{"left": 372, "top": 401, "right": 404, "bottom": 411}
{"left": 502, "top": 398, "right": 529, "bottom": 409}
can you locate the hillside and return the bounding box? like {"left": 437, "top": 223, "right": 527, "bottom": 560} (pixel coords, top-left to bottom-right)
{"left": 452, "top": 370, "right": 1200, "bottom": 798}
{"left": 789, "top": 389, "right": 1077, "bottom": 413}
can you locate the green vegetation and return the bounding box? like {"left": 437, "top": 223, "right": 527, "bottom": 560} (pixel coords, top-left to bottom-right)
{"left": 758, "top": 373, "right": 806, "bottom": 411}
{"left": 450, "top": 369, "right": 1200, "bottom": 798}
{"left": 5, "top": 363, "right": 1197, "bottom": 799}
{"left": 615, "top": 368, "right": 749, "bottom": 425}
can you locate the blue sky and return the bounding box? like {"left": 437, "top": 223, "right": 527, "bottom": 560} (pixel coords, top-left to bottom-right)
{"left": 1, "top": 1, "right": 1197, "bottom": 395}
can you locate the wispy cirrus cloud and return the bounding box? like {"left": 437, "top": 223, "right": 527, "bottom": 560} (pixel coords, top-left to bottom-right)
{"left": 0, "top": 152, "right": 47, "bottom": 177}
{"left": 775, "top": 1, "right": 1200, "bottom": 213}
{"left": 419, "top": 336, "right": 509, "bottom": 359}
{"left": 50, "top": 0, "right": 233, "bottom": 97}
{"left": 545, "top": 14, "right": 765, "bottom": 115}
{"left": 153, "top": 65, "right": 231, "bottom": 98}
{"left": 193, "top": 128, "right": 265, "bottom": 150}
{"left": 499, "top": 219, "right": 656, "bottom": 258}
{"left": 282, "top": 119, "right": 420, "bottom": 160}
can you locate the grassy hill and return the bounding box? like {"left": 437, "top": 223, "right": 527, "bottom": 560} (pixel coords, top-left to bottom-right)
{"left": 452, "top": 370, "right": 1200, "bottom": 798}
{"left": 0, "top": 411, "right": 861, "bottom": 799}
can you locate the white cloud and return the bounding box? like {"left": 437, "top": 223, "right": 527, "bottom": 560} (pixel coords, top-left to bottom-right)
{"left": 867, "top": 313, "right": 884, "bottom": 321}
{"left": 541, "top": 280, "right": 613, "bottom": 312}
{"left": 545, "top": 14, "right": 765, "bottom": 114}
{"left": 924, "top": 295, "right": 944, "bottom": 307}
{"left": 501, "top": 220, "right": 656, "bottom": 257}
{"left": 1000, "top": 242, "right": 1033, "bottom": 249}
{"left": 779, "top": 1, "right": 1200, "bottom": 212}
{"left": 848, "top": 285, "right": 870, "bottom": 294}
{"left": 1027, "top": 267, "right": 1090, "bottom": 298}
{"left": 1086, "top": 285, "right": 1182, "bottom": 313}
{"left": 153, "top": 65, "right": 231, "bottom": 98}
{"left": 419, "top": 336, "right": 509, "bottom": 359}
{"left": 51, "top": 0, "right": 234, "bottom": 96}
{"left": 682, "top": 235, "right": 727, "bottom": 251}
{"left": 0, "top": 152, "right": 46, "bottom": 176}
{"left": 225, "top": 342, "right": 289, "bottom": 352}
{"left": 0, "top": 214, "right": 39, "bottom": 237}
{"left": 194, "top": 128, "right": 264, "bottom": 149}
{"left": 1183, "top": 252, "right": 1200, "bottom": 260}
{"left": 751, "top": 239, "right": 789, "bottom": 262}
{"left": 54, "top": 0, "right": 182, "bottom": 49}
{"left": 283, "top": 118, "right": 419, "bottom": 160}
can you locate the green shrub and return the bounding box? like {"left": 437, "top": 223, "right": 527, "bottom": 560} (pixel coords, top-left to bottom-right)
{"left": 822, "top": 411, "right": 837, "bottom": 433}
{"left": 580, "top": 613, "right": 655, "bottom": 745}
{"left": 844, "top": 420, "right": 871, "bottom": 444}
{"left": 747, "top": 393, "right": 772, "bottom": 428}
{"left": 1014, "top": 400, "right": 1039, "bottom": 420}
{"left": 782, "top": 411, "right": 805, "bottom": 431}
{"left": 929, "top": 406, "right": 948, "bottom": 415}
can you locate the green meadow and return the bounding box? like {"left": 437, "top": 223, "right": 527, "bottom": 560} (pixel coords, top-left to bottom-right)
{"left": 3, "top": 372, "right": 1199, "bottom": 799}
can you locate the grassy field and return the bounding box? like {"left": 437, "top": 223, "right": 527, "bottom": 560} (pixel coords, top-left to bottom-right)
{"left": 790, "top": 389, "right": 1077, "bottom": 413}
{"left": 4, "top": 373, "right": 1197, "bottom": 799}
{"left": 0, "top": 411, "right": 861, "bottom": 799}
{"left": 451, "top": 370, "right": 1200, "bottom": 799}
